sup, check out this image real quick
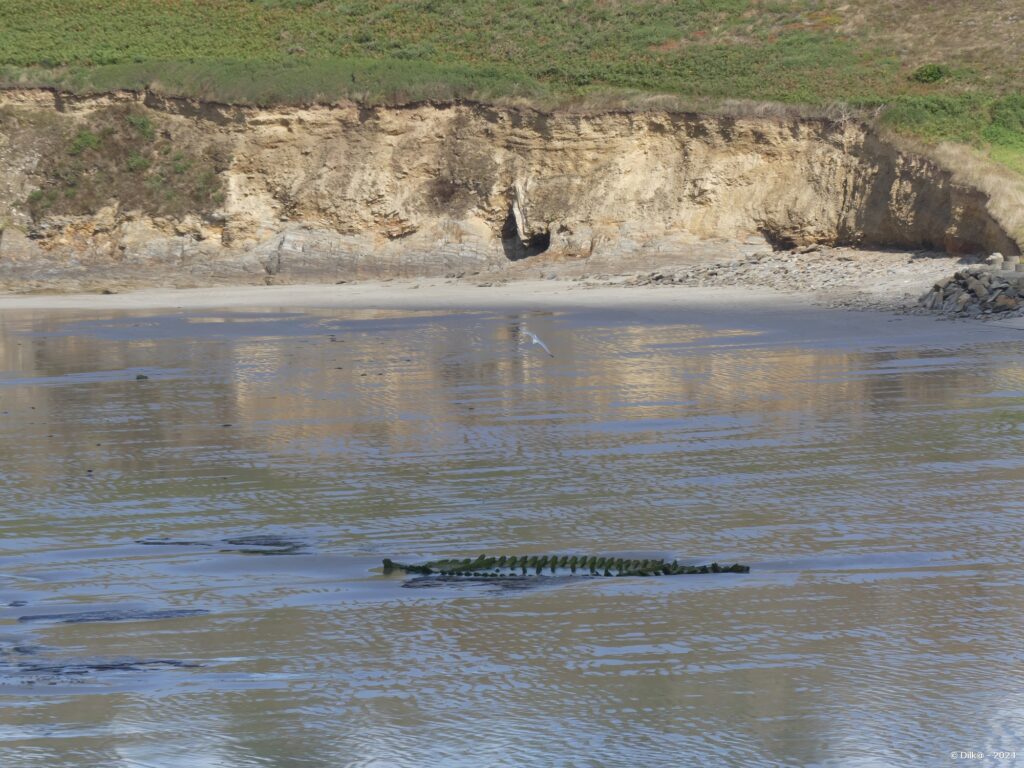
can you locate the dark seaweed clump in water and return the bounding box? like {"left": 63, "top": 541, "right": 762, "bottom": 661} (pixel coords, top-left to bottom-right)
{"left": 136, "top": 537, "right": 212, "bottom": 547}
{"left": 1, "top": 644, "right": 201, "bottom": 681}
{"left": 221, "top": 535, "right": 308, "bottom": 555}
{"left": 12, "top": 657, "right": 200, "bottom": 676}
{"left": 18, "top": 608, "right": 209, "bottom": 624}
{"left": 136, "top": 534, "right": 308, "bottom": 555}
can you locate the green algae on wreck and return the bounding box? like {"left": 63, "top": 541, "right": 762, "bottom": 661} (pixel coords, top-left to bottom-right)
{"left": 382, "top": 555, "right": 750, "bottom": 581}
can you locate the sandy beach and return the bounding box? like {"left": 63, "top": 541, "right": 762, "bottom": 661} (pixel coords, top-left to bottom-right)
{"left": 0, "top": 243, "right": 1002, "bottom": 314}
{"left": 3, "top": 276, "right": 1024, "bottom": 341}
{"left": 0, "top": 277, "right": 798, "bottom": 311}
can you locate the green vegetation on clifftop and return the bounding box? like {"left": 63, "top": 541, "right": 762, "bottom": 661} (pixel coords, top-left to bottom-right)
{"left": 9, "top": 106, "right": 229, "bottom": 222}
{"left": 1, "top": 0, "right": 1022, "bottom": 172}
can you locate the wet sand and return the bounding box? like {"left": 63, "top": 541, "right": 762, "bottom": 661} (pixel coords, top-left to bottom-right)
{"left": 2, "top": 278, "right": 1023, "bottom": 345}
{"left": 1, "top": 279, "right": 817, "bottom": 312}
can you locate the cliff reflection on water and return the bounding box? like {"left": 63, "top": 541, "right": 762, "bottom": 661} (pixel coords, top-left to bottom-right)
{"left": 0, "top": 304, "right": 1022, "bottom": 766}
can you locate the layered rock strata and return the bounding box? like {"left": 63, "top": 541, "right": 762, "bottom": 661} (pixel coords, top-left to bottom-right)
{"left": 0, "top": 90, "right": 1019, "bottom": 289}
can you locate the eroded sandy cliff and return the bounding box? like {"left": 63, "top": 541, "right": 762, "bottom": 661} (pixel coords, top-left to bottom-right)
{"left": 0, "top": 90, "right": 1018, "bottom": 289}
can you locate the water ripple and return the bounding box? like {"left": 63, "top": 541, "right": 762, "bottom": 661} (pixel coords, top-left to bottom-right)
{"left": 1, "top": 306, "right": 1023, "bottom": 766}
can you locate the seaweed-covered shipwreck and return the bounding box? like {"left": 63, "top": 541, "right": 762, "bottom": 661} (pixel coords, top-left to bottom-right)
{"left": 383, "top": 554, "right": 749, "bottom": 586}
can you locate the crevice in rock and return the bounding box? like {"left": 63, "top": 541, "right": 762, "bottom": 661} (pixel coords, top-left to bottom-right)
{"left": 501, "top": 204, "right": 550, "bottom": 261}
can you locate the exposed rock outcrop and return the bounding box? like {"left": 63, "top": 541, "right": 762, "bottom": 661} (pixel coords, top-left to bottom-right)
{"left": 0, "top": 89, "right": 1019, "bottom": 289}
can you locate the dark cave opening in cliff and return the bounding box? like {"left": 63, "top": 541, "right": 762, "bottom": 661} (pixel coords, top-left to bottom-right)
{"left": 759, "top": 227, "right": 800, "bottom": 251}
{"left": 501, "top": 205, "right": 550, "bottom": 261}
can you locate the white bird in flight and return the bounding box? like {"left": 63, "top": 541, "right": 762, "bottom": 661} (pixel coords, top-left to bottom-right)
{"left": 522, "top": 328, "right": 554, "bottom": 357}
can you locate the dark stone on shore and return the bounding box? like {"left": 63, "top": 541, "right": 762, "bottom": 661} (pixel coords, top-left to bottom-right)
{"left": 918, "top": 267, "right": 1024, "bottom": 319}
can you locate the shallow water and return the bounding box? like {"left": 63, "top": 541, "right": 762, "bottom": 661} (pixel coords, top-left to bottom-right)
{"left": 0, "top": 301, "right": 1022, "bottom": 767}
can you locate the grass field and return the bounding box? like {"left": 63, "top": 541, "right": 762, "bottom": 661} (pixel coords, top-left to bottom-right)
{"left": 1, "top": 0, "right": 1022, "bottom": 173}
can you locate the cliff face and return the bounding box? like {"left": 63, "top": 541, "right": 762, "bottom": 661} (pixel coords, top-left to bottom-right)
{"left": 0, "top": 90, "right": 1018, "bottom": 289}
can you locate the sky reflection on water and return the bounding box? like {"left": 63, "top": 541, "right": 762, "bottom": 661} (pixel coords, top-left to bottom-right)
{"left": 0, "top": 304, "right": 1023, "bottom": 767}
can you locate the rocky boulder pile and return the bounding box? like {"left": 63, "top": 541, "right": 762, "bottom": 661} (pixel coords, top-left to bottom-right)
{"left": 918, "top": 262, "right": 1024, "bottom": 317}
